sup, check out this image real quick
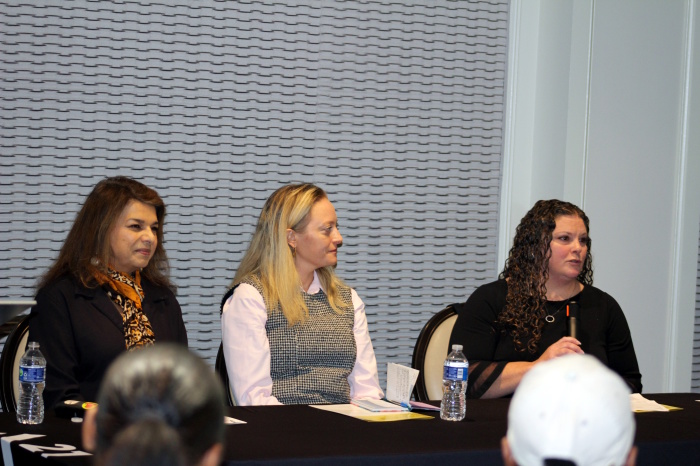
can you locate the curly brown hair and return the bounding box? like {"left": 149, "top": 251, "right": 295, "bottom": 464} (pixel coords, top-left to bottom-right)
{"left": 498, "top": 199, "right": 593, "bottom": 353}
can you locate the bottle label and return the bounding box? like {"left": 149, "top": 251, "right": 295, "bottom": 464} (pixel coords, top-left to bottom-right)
{"left": 443, "top": 363, "right": 468, "bottom": 381}
{"left": 19, "top": 366, "right": 45, "bottom": 383}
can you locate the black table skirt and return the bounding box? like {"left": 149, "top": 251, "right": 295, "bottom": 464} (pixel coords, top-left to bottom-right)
{"left": 0, "top": 393, "right": 698, "bottom": 465}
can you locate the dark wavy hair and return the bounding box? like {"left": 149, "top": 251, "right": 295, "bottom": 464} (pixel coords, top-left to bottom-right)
{"left": 498, "top": 199, "right": 593, "bottom": 353}
{"left": 94, "top": 344, "right": 225, "bottom": 466}
{"left": 36, "top": 176, "right": 173, "bottom": 291}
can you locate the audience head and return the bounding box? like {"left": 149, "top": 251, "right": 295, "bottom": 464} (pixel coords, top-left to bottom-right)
{"left": 82, "top": 344, "right": 225, "bottom": 466}
{"left": 38, "top": 176, "right": 172, "bottom": 290}
{"left": 232, "top": 183, "right": 345, "bottom": 324}
{"left": 502, "top": 354, "right": 636, "bottom": 466}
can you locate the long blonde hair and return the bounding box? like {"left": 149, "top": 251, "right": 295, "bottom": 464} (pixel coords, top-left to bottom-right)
{"left": 231, "top": 184, "right": 345, "bottom": 325}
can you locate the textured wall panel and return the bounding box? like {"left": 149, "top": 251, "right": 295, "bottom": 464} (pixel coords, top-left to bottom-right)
{"left": 693, "top": 223, "right": 700, "bottom": 393}
{"left": 0, "top": 0, "right": 508, "bottom": 391}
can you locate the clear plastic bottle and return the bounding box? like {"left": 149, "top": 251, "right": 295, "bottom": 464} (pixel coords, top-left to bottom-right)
{"left": 16, "top": 341, "right": 46, "bottom": 424}
{"left": 440, "top": 343, "right": 468, "bottom": 421}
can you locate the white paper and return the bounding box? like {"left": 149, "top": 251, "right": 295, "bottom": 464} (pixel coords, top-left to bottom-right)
{"left": 386, "top": 363, "right": 419, "bottom": 404}
{"left": 223, "top": 416, "right": 247, "bottom": 425}
{"left": 629, "top": 393, "right": 669, "bottom": 412}
{"left": 312, "top": 403, "right": 396, "bottom": 418}
{"left": 351, "top": 398, "right": 408, "bottom": 412}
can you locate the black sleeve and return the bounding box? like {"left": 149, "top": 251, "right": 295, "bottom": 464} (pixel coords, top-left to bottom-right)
{"left": 28, "top": 284, "right": 84, "bottom": 409}
{"left": 169, "top": 291, "right": 188, "bottom": 347}
{"left": 604, "top": 294, "right": 643, "bottom": 393}
{"left": 449, "top": 281, "right": 508, "bottom": 399}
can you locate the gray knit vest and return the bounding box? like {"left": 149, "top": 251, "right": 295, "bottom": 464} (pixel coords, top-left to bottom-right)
{"left": 242, "top": 276, "right": 357, "bottom": 404}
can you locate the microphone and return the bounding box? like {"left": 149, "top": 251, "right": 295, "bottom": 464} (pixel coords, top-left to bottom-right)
{"left": 567, "top": 301, "right": 580, "bottom": 340}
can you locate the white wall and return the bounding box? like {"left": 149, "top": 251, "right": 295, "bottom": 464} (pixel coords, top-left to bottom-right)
{"left": 501, "top": 0, "right": 700, "bottom": 392}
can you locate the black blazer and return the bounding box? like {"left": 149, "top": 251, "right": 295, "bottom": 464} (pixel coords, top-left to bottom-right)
{"left": 28, "top": 275, "right": 188, "bottom": 410}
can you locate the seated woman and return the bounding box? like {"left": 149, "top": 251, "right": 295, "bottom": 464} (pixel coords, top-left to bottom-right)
{"left": 81, "top": 344, "right": 225, "bottom": 466}
{"left": 449, "top": 199, "right": 642, "bottom": 399}
{"left": 29, "top": 176, "right": 188, "bottom": 409}
{"left": 221, "top": 183, "right": 384, "bottom": 405}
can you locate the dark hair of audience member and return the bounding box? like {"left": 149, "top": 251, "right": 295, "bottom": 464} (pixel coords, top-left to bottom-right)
{"left": 92, "top": 344, "right": 225, "bottom": 466}
{"left": 99, "top": 419, "right": 186, "bottom": 466}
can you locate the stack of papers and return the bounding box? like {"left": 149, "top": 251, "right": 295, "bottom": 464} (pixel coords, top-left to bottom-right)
{"left": 351, "top": 398, "right": 409, "bottom": 412}
{"left": 312, "top": 404, "right": 433, "bottom": 422}
{"left": 311, "top": 363, "right": 434, "bottom": 421}
{"left": 630, "top": 393, "right": 671, "bottom": 412}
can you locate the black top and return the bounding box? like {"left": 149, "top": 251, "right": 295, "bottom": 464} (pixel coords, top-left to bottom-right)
{"left": 28, "top": 275, "right": 188, "bottom": 409}
{"left": 449, "top": 279, "right": 642, "bottom": 398}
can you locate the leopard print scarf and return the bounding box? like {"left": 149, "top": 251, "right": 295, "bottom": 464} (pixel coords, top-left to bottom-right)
{"left": 94, "top": 268, "right": 156, "bottom": 350}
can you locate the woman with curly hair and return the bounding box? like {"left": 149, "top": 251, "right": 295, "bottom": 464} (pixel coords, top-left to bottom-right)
{"left": 449, "top": 199, "right": 642, "bottom": 398}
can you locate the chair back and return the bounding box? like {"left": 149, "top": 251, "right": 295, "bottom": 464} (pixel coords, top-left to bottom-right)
{"left": 215, "top": 343, "right": 236, "bottom": 407}
{"left": 411, "top": 305, "right": 458, "bottom": 402}
{"left": 0, "top": 314, "right": 32, "bottom": 413}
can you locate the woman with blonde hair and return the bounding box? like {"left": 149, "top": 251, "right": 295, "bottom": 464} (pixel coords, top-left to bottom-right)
{"left": 221, "top": 183, "right": 383, "bottom": 405}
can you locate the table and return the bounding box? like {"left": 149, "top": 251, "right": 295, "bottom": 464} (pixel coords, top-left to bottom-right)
{"left": 0, "top": 393, "right": 698, "bottom": 465}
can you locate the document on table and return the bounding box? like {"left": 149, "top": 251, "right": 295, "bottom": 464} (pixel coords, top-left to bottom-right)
{"left": 224, "top": 416, "right": 247, "bottom": 425}
{"left": 351, "top": 398, "right": 409, "bottom": 412}
{"left": 629, "top": 393, "right": 675, "bottom": 412}
{"left": 311, "top": 404, "right": 433, "bottom": 422}
{"left": 349, "top": 363, "right": 419, "bottom": 413}
{"left": 385, "top": 363, "right": 419, "bottom": 406}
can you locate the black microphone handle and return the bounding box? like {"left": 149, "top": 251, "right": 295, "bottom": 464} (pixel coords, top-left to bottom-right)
{"left": 567, "top": 301, "right": 580, "bottom": 339}
{"left": 567, "top": 316, "right": 578, "bottom": 340}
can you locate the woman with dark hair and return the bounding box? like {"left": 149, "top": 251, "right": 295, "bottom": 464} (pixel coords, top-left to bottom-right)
{"left": 29, "top": 176, "right": 188, "bottom": 409}
{"left": 221, "top": 183, "right": 383, "bottom": 405}
{"left": 449, "top": 199, "right": 642, "bottom": 399}
{"left": 81, "top": 344, "right": 225, "bottom": 466}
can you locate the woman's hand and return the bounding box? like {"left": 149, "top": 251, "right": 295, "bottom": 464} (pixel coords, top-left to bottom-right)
{"left": 482, "top": 337, "right": 584, "bottom": 399}
{"left": 536, "top": 336, "right": 583, "bottom": 364}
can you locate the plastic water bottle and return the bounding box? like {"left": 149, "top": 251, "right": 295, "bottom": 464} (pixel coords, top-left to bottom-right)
{"left": 17, "top": 342, "right": 46, "bottom": 424}
{"left": 440, "top": 344, "right": 468, "bottom": 421}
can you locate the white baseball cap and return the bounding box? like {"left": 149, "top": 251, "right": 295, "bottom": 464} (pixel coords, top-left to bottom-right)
{"left": 507, "top": 354, "right": 635, "bottom": 466}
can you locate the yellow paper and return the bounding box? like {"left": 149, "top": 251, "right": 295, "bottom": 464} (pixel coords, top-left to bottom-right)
{"left": 355, "top": 412, "right": 434, "bottom": 422}
{"left": 311, "top": 403, "right": 435, "bottom": 422}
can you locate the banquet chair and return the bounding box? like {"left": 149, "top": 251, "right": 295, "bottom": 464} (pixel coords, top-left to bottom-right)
{"left": 215, "top": 343, "right": 236, "bottom": 406}
{"left": 411, "top": 305, "right": 459, "bottom": 402}
{"left": 0, "top": 314, "right": 32, "bottom": 413}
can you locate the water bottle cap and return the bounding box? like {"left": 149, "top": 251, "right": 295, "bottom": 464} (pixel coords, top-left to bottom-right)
{"left": 451, "top": 344, "right": 463, "bottom": 351}
{"left": 27, "top": 341, "right": 40, "bottom": 349}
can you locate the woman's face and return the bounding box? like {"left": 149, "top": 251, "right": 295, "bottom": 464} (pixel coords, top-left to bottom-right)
{"left": 288, "top": 197, "right": 343, "bottom": 278}
{"left": 547, "top": 214, "right": 588, "bottom": 284}
{"left": 108, "top": 200, "right": 158, "bottom": 274}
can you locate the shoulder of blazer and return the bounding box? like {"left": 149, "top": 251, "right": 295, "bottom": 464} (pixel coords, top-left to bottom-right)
{"left": 38, "top": 275, "right": 101, "bottom": 302}
{"left": 140, "top": 277, "right": 175, "bottom": 304}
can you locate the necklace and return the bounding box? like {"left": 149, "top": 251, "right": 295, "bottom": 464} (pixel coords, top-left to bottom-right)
{"left": 545, "top": 300, "right": 569, "bottom": 323}
{"left": 544, "top": 282, "right": 580, "bottom": 323}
